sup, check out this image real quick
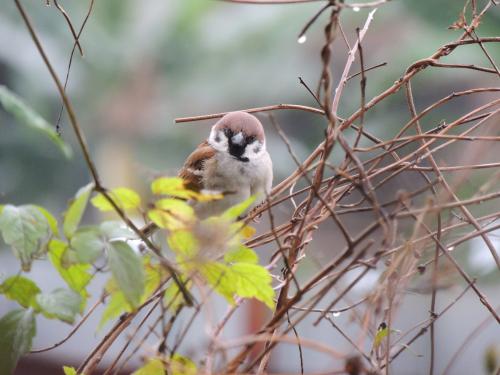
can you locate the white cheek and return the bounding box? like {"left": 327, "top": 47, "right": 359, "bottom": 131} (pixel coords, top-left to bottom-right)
{"left": 208, "top": 129, "right": 227, "bottom": 152}
{"left": 243, "top": 141, "right": 265, "bottom": 159}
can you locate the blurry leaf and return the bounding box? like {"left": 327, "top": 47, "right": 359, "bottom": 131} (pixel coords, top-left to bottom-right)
{"left": 373, "top": 322, "right": 388, "bottom": 349}
{"left": 91, "top": 188, "right": 141, "bottom": 212}
{"left": 63, "top": 183, "right": 93, "bottom": 239}
{"left": 70, "top": 228, "right": 104, "bottom": 263}
{"left": 99, "top": 287, "right": 131, "bottom": 330}
{"left": 36, "top": 288, "right": 81, "bottom": 324}
{"left": 0, "top": 85, "right": 72, "bottom": 158}
{"left": 48, "top": 239, "right": 92, "bottom": 297}
{"left": 34, "top": 206, "right": 59, "bottom": 238}
{"left": 133, "top": 358, "right": 165, "bottom": 375}
{"left": 151, "top": 177, "right": 222, "bottom": 202}
{"left": 107, "top": 241, "right": 145, "bottom": 308}
{"left": 0, "top": 308, "right": 36, "bottom": 375}
{"left": 143, "top": 259, "right": 165, "bottom": 298}
{"left": 240, "top": 225, "right": 256, "bottom": 239}
{"left": 0, "top": 204, "right": 51, "bottom": 271}
{"left": 484, "top": 344, "right": 499, "bottom": 374}
{"left": 201, "top": 261, "right": 274, "bottom": 308}
{"left": 0, "top": 275, "right": 41, "bottom": 309}
{"left": 221, "top": 195, "right": 256, "bottom": 220}
{"left": 167, "top": 230, "right": 198, "bottom": 258}
{"left": 170, "top": 353, "right": 196, "bottom": 375}
{"left": 100, "top": 221, "right": 136, "bottom": 240}
{"left": 63, "top": 366, "right": 78, "bottom": 375}
{"left": 163, "top": 277, "right": 190, "bottom": 312}
{"left": 148, "top": 199, "right": 194, "bottom": 230}
{"left": 224, "top": 245, "right": 258, "bottom": 264}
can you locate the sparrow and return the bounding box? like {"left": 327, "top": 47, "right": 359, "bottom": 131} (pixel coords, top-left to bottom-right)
{"left": 178, "top": 111, "right": 273, "bottom": 218}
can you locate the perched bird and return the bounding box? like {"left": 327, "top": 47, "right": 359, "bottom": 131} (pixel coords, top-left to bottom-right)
{"left": 178, "top": 111, "right": 273, "bottom": 218}
{"left": 142, "top": 111, "right": 272, "bottom": 236}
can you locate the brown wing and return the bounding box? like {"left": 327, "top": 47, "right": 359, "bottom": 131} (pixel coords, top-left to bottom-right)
{"left": 178, "top": 141, "right": 216, "bottom": 191}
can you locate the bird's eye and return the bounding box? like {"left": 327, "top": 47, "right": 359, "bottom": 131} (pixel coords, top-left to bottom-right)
{"left": 223, "top": 128, "right": 233, "bottom": 138}
{"left": 246, "top": 136, "right": 256, "bottom": 144}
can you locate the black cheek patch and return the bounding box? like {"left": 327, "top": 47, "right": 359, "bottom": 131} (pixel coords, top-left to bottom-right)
{"left": 214, "top": 134, "right": 221, "bottom": 142}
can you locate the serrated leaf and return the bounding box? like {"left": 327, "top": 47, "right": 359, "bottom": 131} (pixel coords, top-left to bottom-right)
{"left": 100, "top": 221, "right": 136, "bottom": 240}
{"left": 220, "top": 195, "right": 256, "bottom": 220}
{"left": 0, "top": 275, "right": 41, "bottom": 309}
{"left": 63, "top": 183, "right": 93, "bottom": 239}
{"left": 224, "top": 245, "right": 258, "bottom": 264}
{"left": 70, "top": 228, "right": 104, "bottom": 263}
{"left": 107, "top": 241, "right": 145, "bottom": 308}
{"left": 63, "top": 366, "right": 78, "bottom": 375}
{"left": 48, "top": 239, "right": 92, "bottom": 297}
{"left": 91, "top": 187, "right": 141, "bottom": 212}
{"left": 0, "top": 205, "right": 51, "bottom": 271}
{"left": 133, "top": 358, "right": 165, "bottom": 375}
{"left": 36, "top": 288, "right": 81, "bottom": 324}
{"left": 201, "top": 261, "right": 274, "bottom": 308}
{"left": 167, "top": 230, "right": 198, "bottom": 258}
{"left": 170, "top": 354, "right": 196, "bottom": 375}
{"left": 0, "top": 85, "right": 72, "bottom": 158}
{"left": 0, "top": 308, "right": 36, "bottom": 375}
{"left": 148, "top": 199, "right": 194, "bottom": 231}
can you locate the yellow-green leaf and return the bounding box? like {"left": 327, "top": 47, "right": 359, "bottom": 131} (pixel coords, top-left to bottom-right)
{"left": 170, "top": 354, "right": 196, "bottom": 375}
{"left": 148, "top": 199, "right": 194, "bottom": 230}
{"left": 224, "top": 245, "right": 258, "bottom": 264}
{"left": 151, "top": 177, "right": 222, "bottom": 202}
{"left": 34, "top": 206, "right": 59, "bottom": 238}
{"left": 0, "top": 276, "right": 41, "bottom": 309}
{"left": 167, "top": 230, "right": 198, "bottom": 258}
{"left": 99, "top": 288, "right": 131, "bottom": 330}
{"left": 221, "top": 195, "right": 256, "bottom": 220}
{"left": 91, "top": 187, "right": 141, "bottom": 212}
{"left": 48, "top": 239, "right": 92, "bottom": 298}
{"left": 63, "top": 183, "right": 93, "bottom": 239}
{"left": 133, "top": 358, "right": 165, "bottom": 375}
{"left": 63, "top": 366, "right": 78, "bottom": 375}
{"left": 373, "top": 322, "right": 388, "bottom": 349}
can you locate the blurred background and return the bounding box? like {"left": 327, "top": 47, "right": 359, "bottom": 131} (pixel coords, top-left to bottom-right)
{"left": 0, "top": 0, "right": 499, "bottom": 374}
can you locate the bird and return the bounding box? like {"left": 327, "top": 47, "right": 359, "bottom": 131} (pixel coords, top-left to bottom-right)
{"left": 178, "top": 111, "right": 273, "bottom": 219}
{"left": 142, "top": 111, "right": 273, "bottom": 236}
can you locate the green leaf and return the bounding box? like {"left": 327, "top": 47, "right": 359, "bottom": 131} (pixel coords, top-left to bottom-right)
{"left": 33, "top": 206, "right": 59, "bottom": 238}
{"left": 0, "top": 275, "right": 41, "bottom": 309}
{"left": 100, "top": 221, "right": 136, "bottom": 240}
{"left": 224, "top": 245, "right": 258, "bottom": 264}
{"left": 63, "top": 183, "right": 93, "bottom": 239}
{"left": 107, "top": 241, "right": 145, "bottom": 308}
{"left": 0, "top": 308, "right": 36, "bottom": 375}
{"left": 99, "top": 287, "right": 131, "bottom": 330}
{"left": 148, "top": 199, "right": 195, "bottom": 230}
{"left": 48, "top": 239, "right": 92, "bottom": 297}
{"left": 91, "top": 187, "right": 141, "bottom": 212}
{"left": 70, "top": 228, "right": 104, "bottom": 263}
{"left": 201, "top": 262, "right": 274, "bottom": 308}
{"left": 0, "top": 85, "right": 72, "bottom": 158}
{"left": 36, "top": 288, "right": 81, "bottom": 324}
{"left": 170, "top": 353, "right": 197, "bottom": 375}
{"left": 220, "top": 195, "right": 256, "bottom": 220}
{"left": 63, "top": 366, "right": 78, "bottom": 375}
{"left": 133, "top": 358, "right": 165, "bottom": 375}
{"left": 151, "top": 177, "right": 222, "bottom": 202}
{"left": 0, "top": 204, "right": 51, "bottom": 271}
{"left": 167, "top": 230, "right": 198, "bottom": 258}
{"left": 373, "top": 322, "right": 388, "bottom": 349}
